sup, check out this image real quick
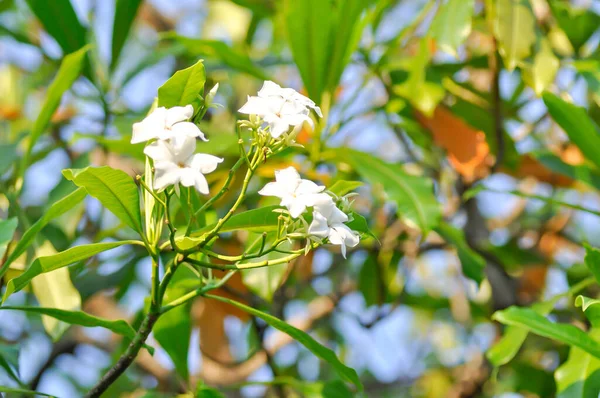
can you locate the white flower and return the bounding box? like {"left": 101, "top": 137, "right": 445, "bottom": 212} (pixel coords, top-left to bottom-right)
{"left": 308, "top": 197, "right": 359, "bottom": 258}
{"left": 143, "top": 136, "right": 222, "bottom": 194}
{"left": 132, "top": 105, "right": 206, "bottom": 144}
{"left": 239, "top": 81, "right": 323, "bottom": 138}
{"left": 206, "top": 83, "right": 219, "bottom": 107}
{"left": 258, "top": 166, "right": 327, "bottom": 218}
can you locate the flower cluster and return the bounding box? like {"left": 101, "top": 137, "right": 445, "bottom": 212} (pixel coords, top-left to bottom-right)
{"left": 131, "top": 104, "right": 223, "bottom": 194}
{"left": 259, "top": 167, "right": 360, "bottom": 257}
{"left": 239, "top": 81, "right": 322, "bottom": 139}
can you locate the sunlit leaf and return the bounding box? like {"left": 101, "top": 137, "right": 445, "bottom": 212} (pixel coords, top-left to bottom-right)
{"left": 430, "top": 0, "right": 474, "bottom": 57}
{"left": 158, "top": 59, "right": 206, "bottom": 109}
{"left": 493, "top": 0, "right": 536, "bottom": 71}
{"left": 555, "top": 329, "right": 600, "bottom": 398}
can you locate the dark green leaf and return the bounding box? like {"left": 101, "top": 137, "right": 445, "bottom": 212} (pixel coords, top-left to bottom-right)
{"left": 347, "top": 212, "right": 375, "bottom": 239}
{"left": 158, "top": 59, "right": 206, "bottom": 108}
{"left": 2, "top": 240, "right": 140, "bottom": 301}
{"left": 24, "top": 0, "right": 86, "bottom": 54}
{"left": 585, "top": 244, "right": 600, "bottom": 285}
{"left": 110, "top": 0, "right": 143, "bottom": 72}
{"left": 549, "top": 2, "right": 600, "bottom": 53}
{"left": 205, "top": 294, "right": 362, "bottom": 390}
{"left": 63, "top": 166, "right": 143, "bottom": 234}
{"left": 0, "top": 386, "right": 56, "bottom": 397}
{"left": 0, "top": 143, "right": 18, "bottom": 175}
{"left": 543, "top": 92, "right": 600, "bottom": 170}
{"left": 576, "top": 296, "right": 600, "bottom": 328}
{"left": 345, "top": 150, "right": 441, "bottom": 234}
{"left": 0, "top": 217, "right": 17, "bottom": 261}
{"left": 0, "top": 306, "right": 136, "bottom": 339}
{"left": 436, "top": 222, "right": 485, "bottom": 283}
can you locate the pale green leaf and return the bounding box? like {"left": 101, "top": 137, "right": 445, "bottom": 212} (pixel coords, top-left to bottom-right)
{"left": 2, "top": 240, "right": 140, "bottom": 301}
{"left": 555, "top": 329, "right": 600, "bottom": 398}
{"left": 493, "top": 0, "right": 536, "bottom": 71}
{"left": 328, "top": 180, "right": 363, "bottom": 197}
{"left": 0, "top": 386, "right": 56, "bottom": 397}
{"left": 430, "top": 0, "right": 474, "bottom": 57}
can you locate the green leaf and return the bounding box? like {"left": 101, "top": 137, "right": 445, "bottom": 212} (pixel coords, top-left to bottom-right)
{"left": 524, "top": 38, "right": 559, "bottom": 96}
{"left": 0, "top": 217, "right": 17, "bottom": 261}
{"left": 110, "top": 0, "right": 143, "bottom": 72}
{"left": 543, "top": 92, "right": 600, "bottom": 170}
{"left": 493, "top": 307, "right": 600, "bottom": 358}
{"left": 328, "top": 180, "right": 363, "bottom": 197}
{"left": 436, "top": 222, "right": 485, "bottom": 283}
{"left": 0, "top": 306, "right": 136, "bottom": 339}
{"left": 24, "top": 0, "right": 86, "bottom": 54}
{"left": 345, "top": 150, "right": 441, "bottom": 234}
{"left": 153, "top": 266, "right": 193, "bottom": 380}
{"left": 585, "top": 244, "right": 600, "bottom": 285}
{"left": 63, "top": 166, "right": 143, "bottom": 234}
{"left": 576, "top": 296, "right": 600, "bottom": 328}
{"left": 555, "top": 329, "right": 600, "bottom": 398}
{"left": 0, "top": 349, "right": 21, "bottom": 387}
{"left": 2, "top": 188, "right": 87, "bottom": 273}
{"left": 347, "top": 212, "right": 375, "bottom": 239}
{"left": 2, "top": 240, "right": 139, "bottom": 301}
{"left": 0, "top": 386, "right": 56, "bottom": 397}
{"left": 531, "top": 149, "right": 600, "bottom": 191}
{"left": 205, "top": 294, "right": 363, "bottom": 390}
{"left": 486, "top": 299, "right": 558, "bottom": 367}
{"left": 549, "top": 1, "right": 600, "bottom": 53}
{"left": 430, "top": 0, "right": 474, "bottom": 57}
{"left": 24, "top": 46, "right": 89, "bottom": 164}
{"left": 493, "top": 0, "right": 536, "bottom": 71}
{"left": 158, "top": 60, "right": 206, "bottom": 108}
{"left": 241, "top": 232, "right": 291, "bottom": 302}
{"left": 0, "top": 143, "right": 17, "bottom": 175}
{"left": 166, "top": 36, "right": 269, "bottom": 81}
{"left": 196, "top": 385, "right": 225, "bottom": 398}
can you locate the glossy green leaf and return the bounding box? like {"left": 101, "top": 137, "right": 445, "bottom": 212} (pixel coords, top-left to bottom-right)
{"left": 0, "top": 217, "right": 17, "bottom": 261}
{"left": 0, "top": 386, "right": 56, "bottom": 397}
{"left": 493, "top": 307, "right": 600, "bottom": 358}
{"left": 0, "top": 348, "right": 21, "bottom": 386}
{"left": 543, "top": 92, "right": 600, "bottom": 170}
{"left": 158, "top": 59, "right": 206, "bottom": 108}
{"left": 196, "top": 385, "right": 225, "bottom": 398}
{"left": 347, "top": 212, "right": 375, "bottom": 239}
{"left": 493, "top": 0, "right": 536, "bottom": 71}
{"left": 205, "top": 294, "right": 363, "bottom": 390}
{"left": 436, "top": 222, "right": 485, "bottom": 283}
{"left": 430, "top": 0, "right": 474, "bottom": 56}
{"left": 2, "top": 240, "right": 139, "bottom": 301}
{"left": 585, "top": 244, "right": 600, "bottom": 285}
{"left": 328, "top": 180, "right": 363, "bottom": 197}
{"left": 24, "top": 0, "right": 86, "bottom": 54}
{"left": 2, "top": 188, "right": 86, "bottom": 273}
{"left": 0, "top": 306, "right": 136, "bottom": 339}
{"left": 63, "top": 166, "right": 143, "bottom": 234}
{"left": 153, "top": 267, "right": 193, "bottom": 380}
{"left": 24, "top": 46, "right": 89, "bottom": 164}
{"left": 549, "top": 1, "right": 600, "bottom": 53}
{"left": 110, "top": 0, "right": 143, "bottom": 72}
{"left": 241, "top": 232, "right": 291, "bottom": 302}
{"left": 166, "top": 36, "right": 269, "bottom": 81}
{"left": 487, "top": 298, "right": 558, "bottom": 367}
{"left": 345, "top": 150, "right": 441, "bottom": 234}
{"left": 576, "top": 296, "right": 600, "bottom": 328}
{"left": 555, "top": 329, "right": 600, "bottom": 398}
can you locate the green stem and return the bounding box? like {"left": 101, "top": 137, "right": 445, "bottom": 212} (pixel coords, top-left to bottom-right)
{"left": 186, "top": 251, "right": 303, "bottom": 271}
{"left": 160, "top": 270, "right": 236, "bottom": 314}
{"left": 136, "top": 175, "right": 166, "bottom": 208}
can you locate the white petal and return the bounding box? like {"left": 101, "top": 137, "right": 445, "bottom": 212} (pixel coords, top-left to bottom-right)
{"left": 189, "top": 153, "right": 223, "bottom": 174}
{"left": 239, "top": 96, "right": 269, "bottom": 115}
{"left": 308, "top": 211, "right": 330, "bottom": 238}
{"left": 287, "top": 198, "right": 307, "bottom": 218}
{"left": 153, "top": 161, "right": 181, "bottom": 191}
{"left": 144, "top": 140, "right": 174, "bottom": 162}
{"left": 170, "top": 136, "right": 197, "bottom": 164}
{"left": 258, "top": 81, "right": 283, "bottom": 97}
{"left": 179, "top": 167, "right": 199, "bottom": 188}
{"left": 193, "top": 171, "right": 210, "bottom": 194}
{"left": 166, "top": 121, "right": 206, "bottom": 141}
{"left": 268, "top": 118, "right": 290, "bottom": 138}
{"left": 329, "top": 224, "right": 360, "bottom": 258}
{"left": 165, "top": 105, "right": 194, "bottom": 127}
{"left": 131, "top": 107, "right": 167, "bottom": 144}
{"left": 274, "top": 167, "right": 301, "bottom": 193}
{"left": 258, "top": 181, "right": 286, "bottom": 198}
{"left": 296, "top": 179, "right": 325, "bottom": 195}
{"left": 312, "top": 105, "right": 323, "bottom": 118}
